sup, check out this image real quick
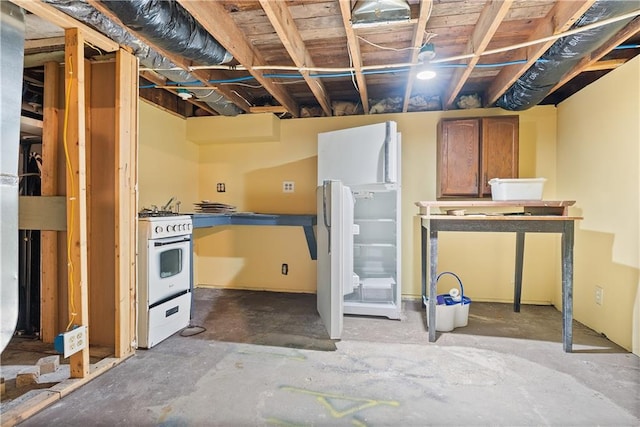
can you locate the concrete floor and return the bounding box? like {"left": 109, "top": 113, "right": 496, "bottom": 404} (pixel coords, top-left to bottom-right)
{"left": 9, "top": 288, "right": 640, "bottom": 426}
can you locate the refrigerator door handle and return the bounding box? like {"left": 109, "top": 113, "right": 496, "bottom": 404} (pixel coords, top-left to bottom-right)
{"left": 384, "top": 122, "right": 391, "bottom": 183}
{"left": 322, "top": 180, "right": 331, "bottom": 252}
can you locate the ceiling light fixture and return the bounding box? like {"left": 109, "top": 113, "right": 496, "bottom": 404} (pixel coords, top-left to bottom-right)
{"left": 176, "top": 88, "right": 193, "bottom": 100}
{"left": 416, "top": 68, "right": 437, "bottom": 80}
{"left": 416, "top": 43, "right": 437, "bottom": 80}
{"left": 417, "top": 43, "right": 436, "bottom": 62}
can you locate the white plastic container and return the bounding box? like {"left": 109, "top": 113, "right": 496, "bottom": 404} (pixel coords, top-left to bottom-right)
{"left": 426, "top": 301, "right": 456, "bottom": 332}
{"left": 454, "top": 302, "right": 470, "bottom": 327}
{"left": 489, "top": 178, "right": 546, "bottom": 201}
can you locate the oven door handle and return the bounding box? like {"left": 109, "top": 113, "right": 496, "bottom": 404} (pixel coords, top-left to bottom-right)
{"left": 153, "top": 236, "right": 191, "bottom": 247}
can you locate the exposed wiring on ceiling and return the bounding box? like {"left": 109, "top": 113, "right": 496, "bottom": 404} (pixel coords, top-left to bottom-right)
{"left": 138, "top": 8, "right": 640, "bottom": 77}
{"left": 356, "top": 30, "right": 437, "bottom": 52}
{"left": 346, "top": 41, "right": 360, "bottom": 94}
{"left": 271, "top": 80, "right": 305, "bottom": 85}
{"left": 231, "top": 90, "right": 252, "bottom": 106}
{"left": 222, "top": 82, "right": 264, "bottom": 88}
{"left": 84, "top": 40, "right": 104, "bottom": 58}
{"left": 138, "top": 59, "right": 534, "bottom": 89}
{"left": 193, "top": 89, "right": 216, "bottom": 98}
{"left": 431, "top": 8, "right": 640, "bottom": 64}
{"left": 357, "top": 35, "right": 422, "bottom": 52}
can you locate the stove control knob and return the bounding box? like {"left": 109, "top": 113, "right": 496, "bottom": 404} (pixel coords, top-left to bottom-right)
{"left": 167, "top": 225, "right": 174, "bottom": 232}
{"left": 176, "top": 224, "right": 182, "bottom": 231}
{"left": 155, "top": 226, "right": 163, "bottom": 233}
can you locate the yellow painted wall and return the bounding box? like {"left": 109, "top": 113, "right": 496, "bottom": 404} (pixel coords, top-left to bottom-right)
{"left": 138, "top": 61, "right": 640, "bottom": 353}
{"left": 138, "top": 101, "right": 199, "bottom": 211}
{"left": 556, "top": 55, "right": 640, "bottom": 353}
{"left": 188, "top": 107, "right": 560, "bottom": 305}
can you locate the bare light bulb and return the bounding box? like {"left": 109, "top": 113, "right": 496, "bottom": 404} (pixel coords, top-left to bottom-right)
{"left": 416, "top": 69, "right": 437, "bottom": 80}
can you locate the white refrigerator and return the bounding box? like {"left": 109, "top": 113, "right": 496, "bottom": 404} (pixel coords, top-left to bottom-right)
{"left": 317, "top": 121, "right": 401, "bottom": 339}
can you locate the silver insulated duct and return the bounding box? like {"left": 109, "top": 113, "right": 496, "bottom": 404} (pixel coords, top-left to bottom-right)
{"left": 497, "top": 0, "right": 639, "bottom": 110}
{"left": 1, "top": 2, "right": 25, "bottom": 354}
{"left": 43, "top": 0, "right": 243, "bottom": 116}
{"left": 351, "top": 0, "right": 411, "bottom": 25}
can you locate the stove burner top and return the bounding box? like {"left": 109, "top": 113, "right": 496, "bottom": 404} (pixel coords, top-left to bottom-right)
{"left": 138, "top": 210, "right": 182, "bottom": 218}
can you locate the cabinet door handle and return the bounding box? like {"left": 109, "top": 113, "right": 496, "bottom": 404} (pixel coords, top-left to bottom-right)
{"left": 475, "top": 172, "right": 478, "bottom": 187}
{"left": 484, "top": 173, "right": 488, "bottom": 187}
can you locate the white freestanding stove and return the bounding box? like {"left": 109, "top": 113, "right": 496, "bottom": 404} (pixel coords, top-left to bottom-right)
{"left": 137, "top": 214, "right": 193, "bottom": 348}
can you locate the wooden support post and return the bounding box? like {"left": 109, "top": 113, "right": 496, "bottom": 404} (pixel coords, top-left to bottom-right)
{"left": 64, "top": 28, "right": 90, "bottom": 378}
{"left": 114, "top": 48, "right": 138, "bottom": 357}
{"left": 41, "top": 61, "right": 60, "bottom": 343}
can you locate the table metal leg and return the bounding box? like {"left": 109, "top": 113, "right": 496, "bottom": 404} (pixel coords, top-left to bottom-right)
{"left": 421, "top": 224, "right": 427, "bottom": 300}
{"left": 428, "top": 228, "right": 438, "bottom": 343}
{"left": 514, "top": 232, "right": 525, "bottom": 312}
{"left": 562, "top": 221, "right": 574, "bottom": 352}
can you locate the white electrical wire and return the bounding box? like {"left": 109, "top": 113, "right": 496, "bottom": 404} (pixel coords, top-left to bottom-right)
{"left": 357, "top": 35, "right": 422, "bottom": 52}
{"left": 431, "top": 8, "right": 640, "bottom": 64}
{"left": 137, "top": 9, "right": 640, "bottom": 75}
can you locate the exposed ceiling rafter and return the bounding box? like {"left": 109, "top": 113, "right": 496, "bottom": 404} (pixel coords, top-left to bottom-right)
{"left": 177, "top": 0, "right": 301, "bottom": 117}
{"left": 13, "top": 0, "right": 118, "bottom": 52}
{"left": 88, "top": 0, "right": 251, "bottom": 114}
{"left": 260, "top": 0, "right": 332, "bottom": 116}
{"left": 402, "top": 0, "right": 433, "bottom": 113}
{"left": 443, "top": 0, "right": 513, "bottom": 109}
{"left": 339, "top": 0, "right": 369, "bottom": 114}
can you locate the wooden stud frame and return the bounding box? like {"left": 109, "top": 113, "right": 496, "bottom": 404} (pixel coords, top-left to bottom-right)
{"left": 64, "top": 28, "right": 90, "bottom": 378}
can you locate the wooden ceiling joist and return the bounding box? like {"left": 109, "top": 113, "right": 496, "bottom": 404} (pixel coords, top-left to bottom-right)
{"left": 86, "top": 0, "right": 251, "bottom": 114}
{"left": 13, "top": 0, "right": 119, "bottom": 52}
{"left": 177, "top": 0, "right": 301, "bottom": 117}
{"left": 484, "top": 0, "right": 597, "bottom": 106}
{"left": 443, "top": 0, "right": 513, "bottom": 109}
{"left": 24, "top": 36, "right": 66, "bottom": 50}
{"left": 260, "top": 0, "right": 333, "bottom": 116}
{"left": 339, "top": 0, "right": 370, "bottom": 114}
{"left": 139, "top": 70, "right": 218, "bottom": 116}
{"left": 402, "top": 0, "right": 433, "bottom": 113}
{"left": 584, "top": 58, "right": 629, "bottom": 72}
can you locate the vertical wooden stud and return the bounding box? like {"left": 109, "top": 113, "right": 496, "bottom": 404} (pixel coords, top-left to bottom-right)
{"left": 41, "top": 61, "right": 60, "bottom": 343}
{"left": 114, "top": 48, "right": 138, "bottom": 357}
{"left": 64, "top": 28, "right": 90, "bottom": 378}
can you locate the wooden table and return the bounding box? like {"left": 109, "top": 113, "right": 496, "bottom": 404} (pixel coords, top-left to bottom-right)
{"left": 416, "top": 201, "right": 582, "bottom": 352}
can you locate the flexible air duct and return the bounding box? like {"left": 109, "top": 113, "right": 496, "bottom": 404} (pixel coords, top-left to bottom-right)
{"left": 496, "top": 0, "right": 639, "bottom": 111}
{"left": 351, "top": 0, "right": 411, "bottom": 25}
{"left": 100, "top": 0, "right": 232, "bottom": 65}
{"left": 42, "top": 0, "right": 242, "bottom": 116}
{"left": 1, "top": 1, "right": 25, "bottom": 354}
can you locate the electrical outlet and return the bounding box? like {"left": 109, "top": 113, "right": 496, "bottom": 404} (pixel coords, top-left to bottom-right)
{"left": 595, "top": 286, "right": 603, "bottom": 306}
{"left": 62, "top": 326, "right": 87, "bottom": 358}
{"left": 216, "top": 183, "right": 226, "bottom": 192}
{"left": 283, "top": 181, "right": 294, "bottom": 193}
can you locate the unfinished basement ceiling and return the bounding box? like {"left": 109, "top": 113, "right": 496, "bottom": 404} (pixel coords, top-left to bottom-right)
{"left": 17, "top": 0, "right": 640, "bottom": 118}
